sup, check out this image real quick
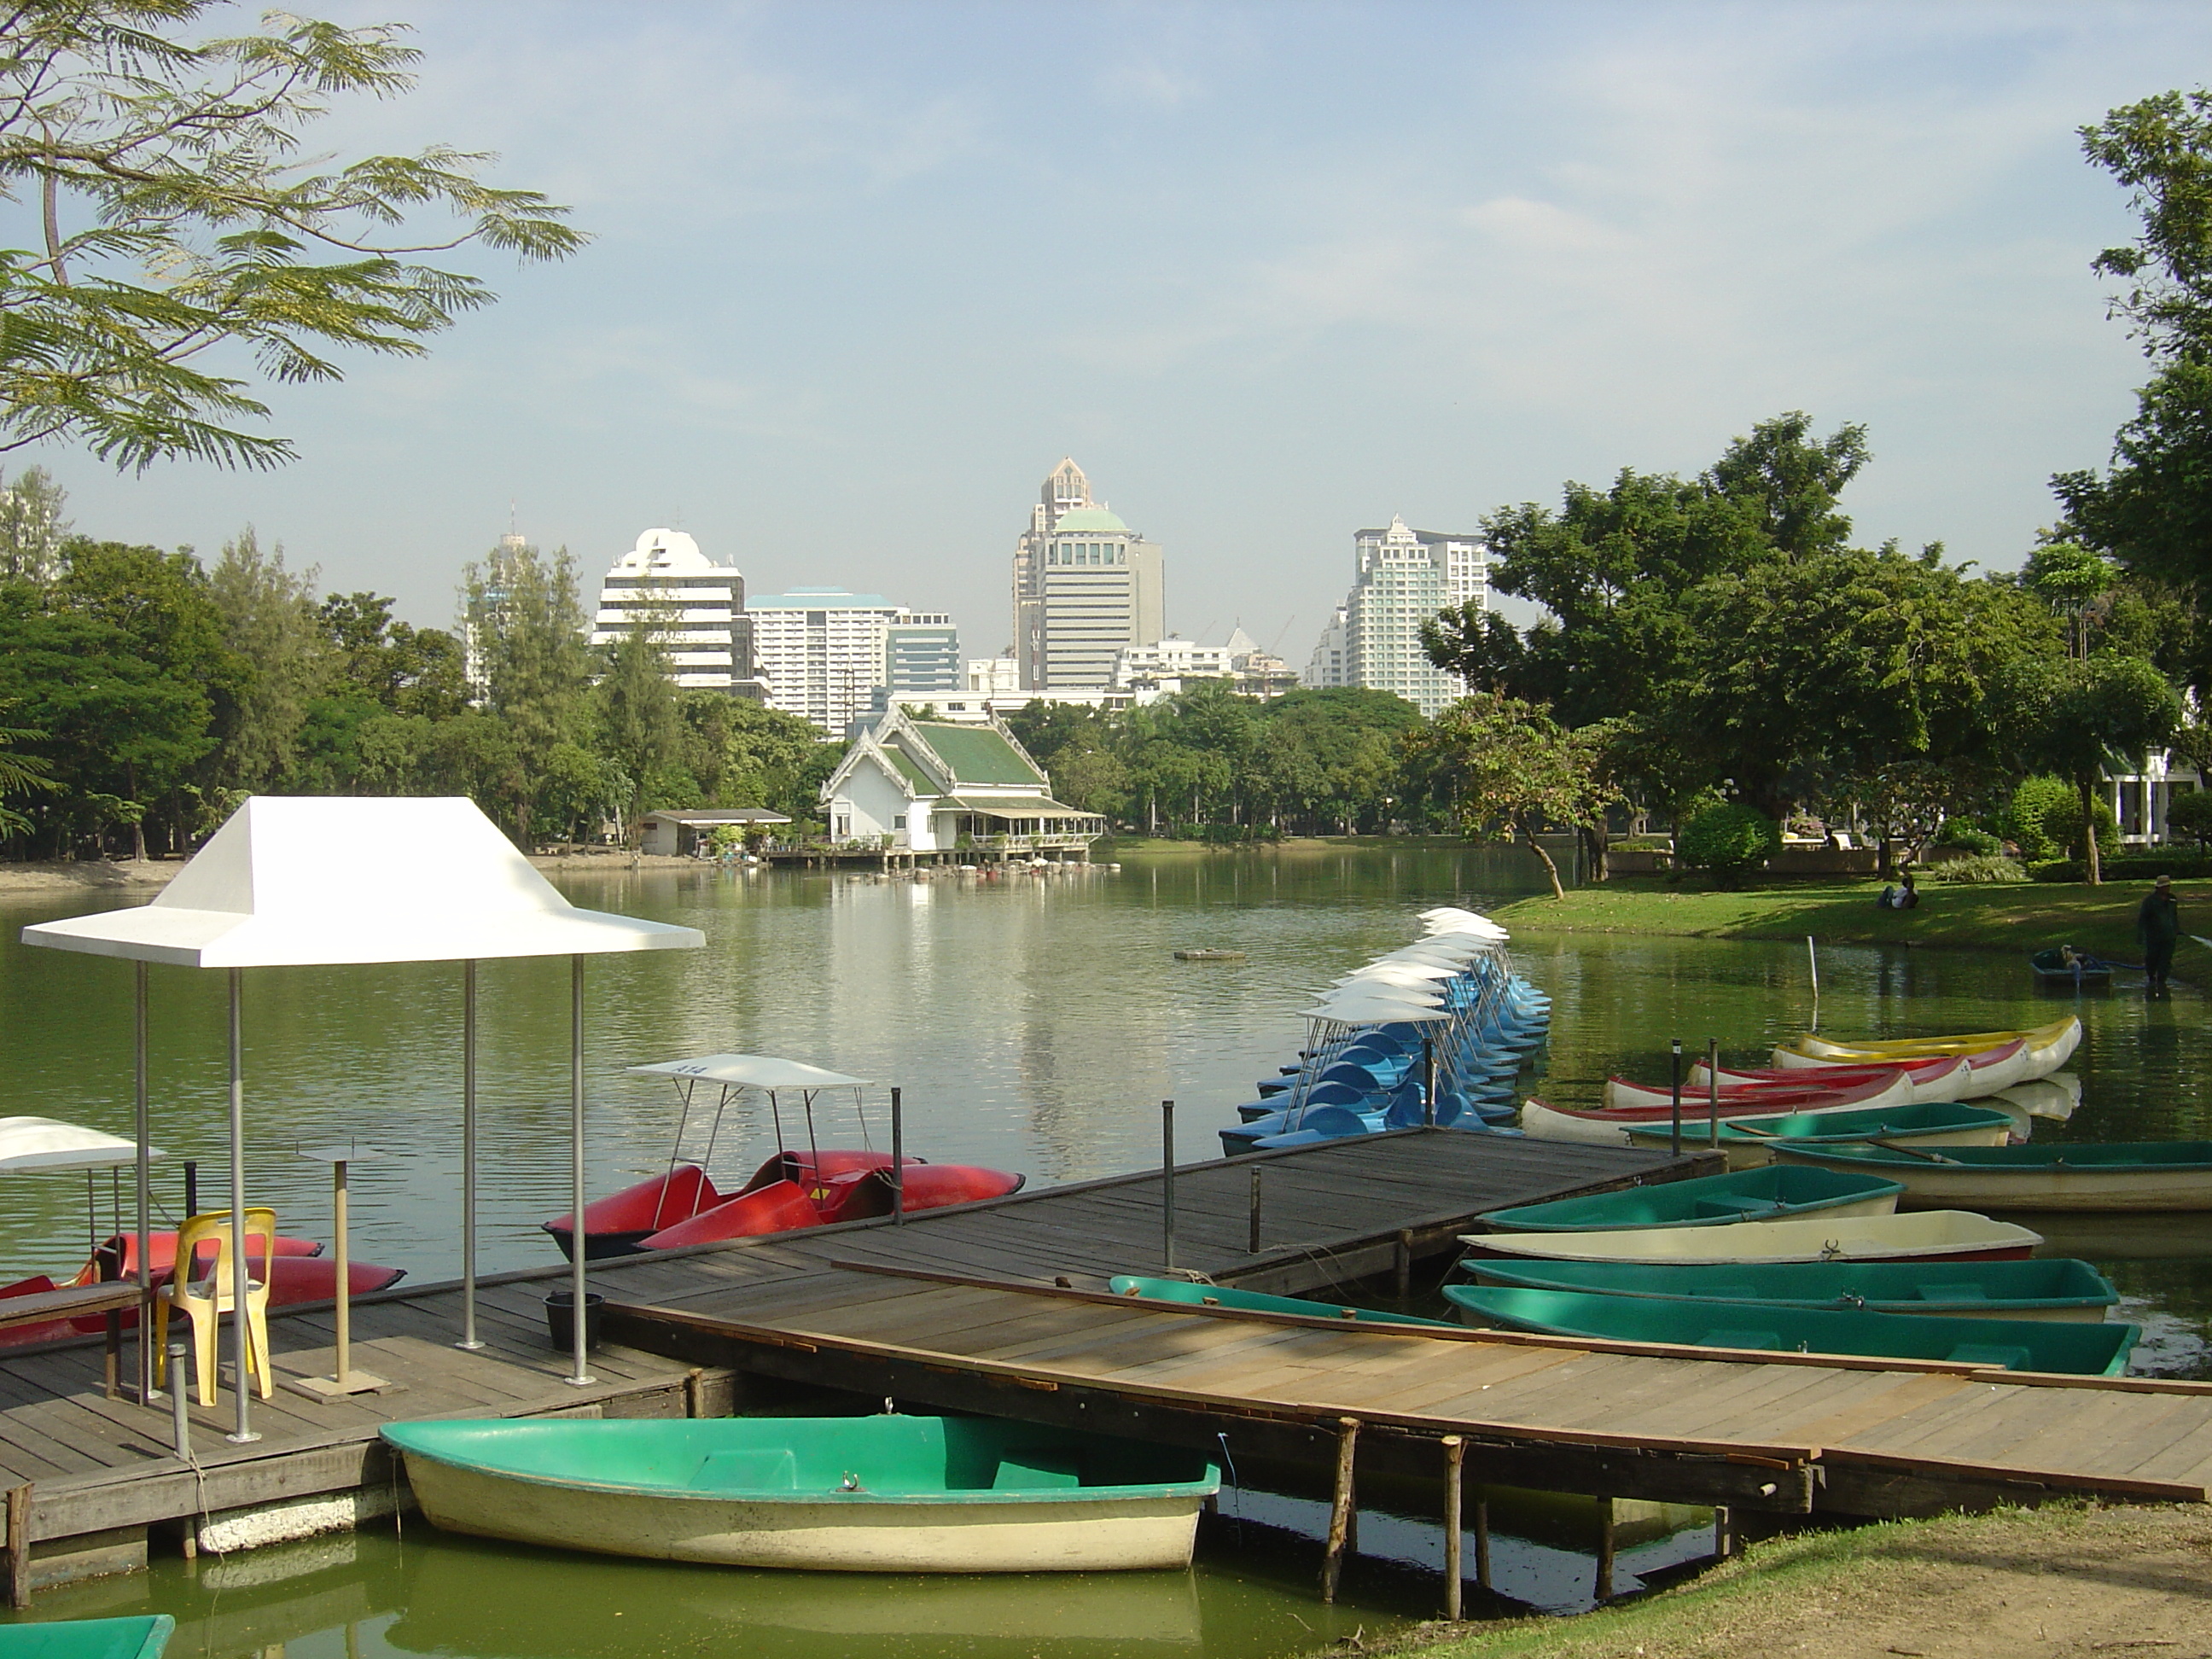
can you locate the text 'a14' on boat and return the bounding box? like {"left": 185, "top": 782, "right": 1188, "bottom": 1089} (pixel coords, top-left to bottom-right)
{"left": 0, "top": 1116, "right": 408, "bottom": 1348}
{"left": 540, "top": 1054, "right": 1026, "bottom": 1260}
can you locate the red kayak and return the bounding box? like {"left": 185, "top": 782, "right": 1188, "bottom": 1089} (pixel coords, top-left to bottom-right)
{"left": 1524, "top": 1073, "right": 1913, "bottom": 1144}
{"left": 544, "top": 1150, "right": 934, "bottom": 1260}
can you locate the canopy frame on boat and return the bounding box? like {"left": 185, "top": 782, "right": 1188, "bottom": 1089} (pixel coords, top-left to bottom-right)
{"left": 22, "top": 795, "right": 703, "bottom": 1442}
{"left": 626, "top": 1054, "right": 876, "bottom": 1233}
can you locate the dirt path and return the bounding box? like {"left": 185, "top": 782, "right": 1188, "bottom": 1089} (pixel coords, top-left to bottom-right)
{"left": 0, "top": 860, "right": 178, "bottom": 896}
{"left": 1359, "top": 1505, "right": 2212, "bottom": 1659}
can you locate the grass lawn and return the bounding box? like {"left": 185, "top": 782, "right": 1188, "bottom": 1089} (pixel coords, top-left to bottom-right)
{"left": 1335, "top": 1503, "right": 2212, "bottom": 1659}
{"left": 1488, "top": 876, "right": 2186, "bottom": 958}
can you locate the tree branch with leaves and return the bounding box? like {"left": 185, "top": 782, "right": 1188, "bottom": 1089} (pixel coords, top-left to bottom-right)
{"left": 1409, "top": 694, "right": 1616, "bottom": 900}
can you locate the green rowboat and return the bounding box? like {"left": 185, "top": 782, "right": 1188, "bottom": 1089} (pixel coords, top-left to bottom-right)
{"left": 1624, "top": 1101, "right": 2014, "bottom": 1170}
{"left": 381, "top": 1416, "right": 1220, "bottom": 1573}
{"left": 0, "top": 1621, "right": 173, "bottom": 1659}
{"left": 1452, "top": 1256, "right": 2119, "bottom": 1321}
{"left": 1768, "top": 1141, "right": 2212, "bottom": 1212}
{"left": 1475, "top": 1165, "right": 1903, "bottom": 1232}
{"left": 1442, "top": 1285, "right": 2139, "bottom": 1374}
{"left": 1104, "top": 1276, "right": 1455, "bottom": 1325}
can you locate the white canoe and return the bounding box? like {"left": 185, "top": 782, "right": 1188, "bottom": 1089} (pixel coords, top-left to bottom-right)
{"left": 382, "top": 1417, "right": 1220, "bottom": 1573}
{"left": 1674, "top": 1056, "right": 1973, "bottom": 1109}
{"left": 1771, "top": 1018, "right": 2081, "bottom": 1091}
{"left": 1458, "top": 1209, "right": 2041, "bottom": 1266}
{"left": 1523, "top": 1072, "right": 1913, "bottom": 1146}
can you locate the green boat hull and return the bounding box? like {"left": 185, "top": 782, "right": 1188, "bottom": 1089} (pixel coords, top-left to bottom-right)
{"left": 1476, "top": 1165, "right": 1904, "bottom": 1232}
{"left": 1626, "top": 1102, "right": 2014, "bottom": 1169}
{"left": 1771, "top": 1141, "right": 2212, "bottom": 1212}
{"left": 0, "top": 1621, "right": 173, "bottom": 1659}
{"left": 1452, "top": 1256, "right": 2119, "bottom": 1320}
{"left": 1104, "top": 1276, "right": 1455, "bottom": 1325}
{"left": 1443, "top": 1285, "right": 2139, "bottom": 1374}
{"left": 381, "top": 1416, "right": 1220, "bottom": 1573}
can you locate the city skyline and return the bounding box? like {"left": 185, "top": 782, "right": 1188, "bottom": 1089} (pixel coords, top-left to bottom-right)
{"left": 24, "top": 3, "right": 2209, "bottom": 666}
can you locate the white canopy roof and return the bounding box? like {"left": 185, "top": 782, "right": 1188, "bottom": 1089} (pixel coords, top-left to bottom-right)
{"left": 20, "top": 797, "right": 706, "bottom": 968}
{"left": 1302, "top": 998, "right": 1451, "bottom": 1025}
{"left": 0, "top": 1117, "right": 162, "bottom": 1174}
{"left": 627, "top": 1054, "right": 870, "bottom": 1090}
{"left": 1423, "top": 911, "right": 1509, "bottom": 941}
{"left": 1334, "top": 961, "right": 1458, "bottom": 986}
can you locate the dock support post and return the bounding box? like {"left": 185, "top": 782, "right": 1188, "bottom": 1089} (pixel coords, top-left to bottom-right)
{"left": 1441, "top": 1435, "right": 1464, "bottom": 1620}
{"left": 1394, "top": 1230, "right": 1413, "bottom": 1301}
{"left": 567, "top": 956, "right": 594, "bottom": 1388}
{"left": 1707, "top": 1035, "right": 1720, "bottom": 1149}
{"left": 1248, "top": 1167, "right": 1262, "bottom": 1254}
{"left": 458, "top": 959, "right": 482, "bottom": 1350}
{"left": 1423, "top": 1034, "right": 1436, "bottom": 1126}
{"left": 1595, "top": 1497, "right": 1615, "bottom": 1601}
{"left": 1475, "top": 1496, "right": 1491, "bottom": 1592}
{"left": 1161, "top": 1101, "right": 1176, "bottom": 1272}
{"left": 1714, "top": 1505, "right": 1733, "bottom": 1559}
{"left": 167, "top": 1342, "right": 189, "bottom": 1460}
{"left": 891, "top": 1088, "right": 905, "bottom": 1226}
{"left": 1322, "top": 1417, "right": 1359, "bottom": 1603}
{"left": 1668, "top": 1039, "right": 1683, "bottom": 1157}
{"left": 224, "top": 969, "right": 257, "bottom": 1444}
{"left": 133, "top": 961, "right": 152, "bottom": 1407}
{"left": 7, "top": 1483, "right": 30, "bottom": 1609}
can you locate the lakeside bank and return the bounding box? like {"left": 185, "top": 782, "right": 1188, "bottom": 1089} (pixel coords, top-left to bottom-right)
{"left": 1487, "top": 876, "right": 2188, "bottom": 960}
{"left": 1332, "top": 1502, "right": 2212, "bottom": 1659}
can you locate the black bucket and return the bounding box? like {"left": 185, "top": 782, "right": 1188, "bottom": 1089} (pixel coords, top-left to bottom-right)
{"left": 544, "top": 1289, "right": 604, "bottom": 1352}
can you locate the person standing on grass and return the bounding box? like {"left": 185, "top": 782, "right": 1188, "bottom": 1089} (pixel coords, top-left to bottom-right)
{"left": 2138, "top": 875, "right": 2180, "bottom": 997}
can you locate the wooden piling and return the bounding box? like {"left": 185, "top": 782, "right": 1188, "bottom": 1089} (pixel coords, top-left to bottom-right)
{"left": 1475, "top": 1497, "right": 1491, "bottom": 1592}
{"left": 1714, "top": 1505, "right": 1734, "bottom": 1558}
{"left": 1394, "top": 1229, "right": 1414, "bottom": 1300}
{"left": 1322, "top": 1417, "right": 1359, "bottom": 1603}
{"left": 7, "top": 1484, "right": 30, "bottom": 1609}
{"left": 1248, "top": 1167, "right": 1262, "bottom": 1254}
{"left": 1442, "top": 1435, "right": 1465, "bottom": 1620}
{"left": 1594, "top": 1496, "right": 1615, "bottom": 1601}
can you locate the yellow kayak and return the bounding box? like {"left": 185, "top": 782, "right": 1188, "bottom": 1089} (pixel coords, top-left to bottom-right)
{"left": 1774, "top": 1016, "right": 2080, "bottom": 1078}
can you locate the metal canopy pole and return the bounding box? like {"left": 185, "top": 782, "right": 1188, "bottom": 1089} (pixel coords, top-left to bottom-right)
{"left": 133, "top": 962, "right": 151, "bottom": 1406}
{"left": 568, "top": 955, "right": 593, "bottom": 1387}
{"left": 458, "top": 961, "right": 482, "bottom": 1351}
{"left": 225, "top": 969, "right": 258, "bottom": 1443}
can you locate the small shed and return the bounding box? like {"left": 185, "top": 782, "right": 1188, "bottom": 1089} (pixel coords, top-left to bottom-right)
{"left": 640, "top": 808, "right": 792, "bottom": 858}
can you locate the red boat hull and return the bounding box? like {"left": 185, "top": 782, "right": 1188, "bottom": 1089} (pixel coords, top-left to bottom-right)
{"left": 543, "top": 1164, "right": 726, "bottom": 1262}
{"left": 637, "top": 1179, "right": 826, "bottom": 1249}
{"left": 0, "top": 1254, "right": 409, "bottom": 1348}
{"left": 633, "top": 1161, "right": 1027, "bottom": 1249}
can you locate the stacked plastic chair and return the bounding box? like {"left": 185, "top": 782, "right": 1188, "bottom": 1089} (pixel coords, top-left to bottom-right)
{"left": 1219, "top": 906, "right": 1551, "bottom": 1154}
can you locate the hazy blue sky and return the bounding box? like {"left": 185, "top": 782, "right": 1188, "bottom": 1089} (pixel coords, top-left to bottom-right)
{"left": 31, "top": 1, "right": 2212, "bottom": 662}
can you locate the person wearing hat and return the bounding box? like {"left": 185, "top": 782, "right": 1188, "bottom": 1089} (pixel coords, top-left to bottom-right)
{"left": 2138, "top": 875, "right": 2180, "bottom": 996}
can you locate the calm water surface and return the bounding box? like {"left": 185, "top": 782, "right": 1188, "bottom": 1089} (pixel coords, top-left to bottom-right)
{"left": 2, "top": 847, "right": 2206, "bottom": 1655}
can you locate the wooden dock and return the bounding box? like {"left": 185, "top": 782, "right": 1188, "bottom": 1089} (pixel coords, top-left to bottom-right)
{"left": 0, "top": 1127, "right": 2204, "bottom": 1602}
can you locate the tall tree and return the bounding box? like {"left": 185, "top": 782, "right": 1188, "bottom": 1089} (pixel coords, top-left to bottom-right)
{"left": 0, "top": 2, "right": 583, "bottom": 469}
{"left": 2015, "top": 654, "right": 2184, "bottom": 885}
{"left": 207, "top": 526, "right": 322, "bottom": 789}
{"left": 460, "top": 539, "right": 589, "bottom": 843}
{"left": 0, "top": 466, "right": 67, "bottom": 581}
{"left": 591, "top": 608, "right": 683, "bottom": 842}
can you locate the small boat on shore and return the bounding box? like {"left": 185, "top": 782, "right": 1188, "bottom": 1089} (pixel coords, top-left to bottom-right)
{"left": 1104, "top": 1275, "right": 1456, "bottom": 1326}
{"left": 1522, "top": 1071, "right": 1912, "bottom": 1144}
{"left": 0, "top": 1615, "right": 175, "bottom": 1659}
{"left": 381, "top": 1416, "right": 1220, "bottom": 1573}
{"left": 1441, "top": 1285, "right": 2139, "bottom": 1375}
{"left": 1173, "top": 948, "right": 1246, "bottom": 962}
{"left": 1473, "top": 1166, "right": 1902, "bottom": 1232}
{"left": 1458, "top": 1209, "right": 2041, "bottom": 1266}
{"left": 1769, "top": 1141, "right": 2212, "bottom": 1212}
{"left": 1623, "top": 1101, "right": 2016, "bottom": 1169}
{"left": 1618, "top": 1056, "right": 1971, "bottom": 1112}
{"left": 1452, "top": 1256, "right": 2121, "bottom": 1321}
{"left": 1771, "top": 1017, "right": 2080, "bottom": 1086}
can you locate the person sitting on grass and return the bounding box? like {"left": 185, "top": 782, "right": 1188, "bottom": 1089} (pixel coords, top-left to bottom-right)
{"left": 1876, "top": 872, "right": 1921, "bottom": 911}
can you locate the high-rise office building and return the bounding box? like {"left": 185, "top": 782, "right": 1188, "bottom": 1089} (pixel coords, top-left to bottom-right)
{"left": 750, "top": 587, "right": 956, "bottom": 734}
{"left": 1011, "top": 457, "right": 1165, "bottom": 689}
{"left": 590, "top": 527, "right": 762, "bottom": 695}
{"left": 1308, "top": 516, "right": 1488, "bottom": 717}
{"left": 886, "top": 615, "right": 961, "bottom": 698}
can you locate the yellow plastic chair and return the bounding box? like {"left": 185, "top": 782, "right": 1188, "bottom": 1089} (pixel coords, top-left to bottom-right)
{"left": 154, "top": 1208, "right": 277, "bottom": 1406}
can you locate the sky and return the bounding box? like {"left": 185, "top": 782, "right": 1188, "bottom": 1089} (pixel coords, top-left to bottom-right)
{"left": 26, "top": 0, "right": 2212, "bottom": 663}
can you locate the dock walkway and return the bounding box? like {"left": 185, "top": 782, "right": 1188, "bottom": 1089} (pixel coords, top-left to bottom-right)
{"left": 0, "top": 1129, "right": 1699, "bottom": 1594}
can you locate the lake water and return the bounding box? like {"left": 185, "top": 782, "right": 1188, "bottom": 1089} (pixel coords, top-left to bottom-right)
{"left": 2, "top": 846, "right": 2206, "bottom": 1655}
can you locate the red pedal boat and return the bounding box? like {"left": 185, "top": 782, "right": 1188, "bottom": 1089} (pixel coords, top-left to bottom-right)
{"left": 544, "top": 1053, "right": 1027, "bottom": 1259}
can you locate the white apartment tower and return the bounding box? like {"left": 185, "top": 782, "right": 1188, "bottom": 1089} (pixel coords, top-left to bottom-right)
{"left": 750, "top": 587, "right": 956, "bottom": 736}
{"left": 591, "top": 528, "right": 762, "bottom": 695}
{"left": 1309, "top": 516, "right": 1488, "bottom": 717}
{"left": 1011, "top": 458, "right": 1165, "bottom": 689}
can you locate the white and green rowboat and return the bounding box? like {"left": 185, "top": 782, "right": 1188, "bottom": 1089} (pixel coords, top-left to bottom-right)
{"left": 381, "top": 1416, "right": 1220, "bottom": 1573}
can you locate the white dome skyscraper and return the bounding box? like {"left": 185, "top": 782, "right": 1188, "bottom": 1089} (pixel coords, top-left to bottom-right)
{"left": 591, "top": 528, "right": 764, "bottom": 695}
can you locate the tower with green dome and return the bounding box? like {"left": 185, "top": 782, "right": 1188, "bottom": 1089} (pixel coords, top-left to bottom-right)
{"left": 1012, "top": 457, "right": 1165, "bottom": 689}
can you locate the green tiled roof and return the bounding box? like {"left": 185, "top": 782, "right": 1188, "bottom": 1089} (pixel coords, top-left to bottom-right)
{"left": 881, "top": 743, "right": 934, "bottom": 789}
{"left": 910, "top": 723, "right": 1045, "bottom": 787}
{"left": 1051, "top": 508, "right": 1127, "bottom": 533}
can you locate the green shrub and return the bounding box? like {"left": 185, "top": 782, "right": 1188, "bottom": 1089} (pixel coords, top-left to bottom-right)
{"left": 1925, "top": 852, "right": 2027, "bottom": 883}
{"left": 1676, "top": 802, "right": 1782, "bottom": 885}
{"left": 2005, "top": 776, "right": 2117, "bottom": 862}
{"left": 2168, "top": 789, "right": 2212, "bottom": 850}
{"left": 1934, "top": 824, "right": 2004, "bottom": 856}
